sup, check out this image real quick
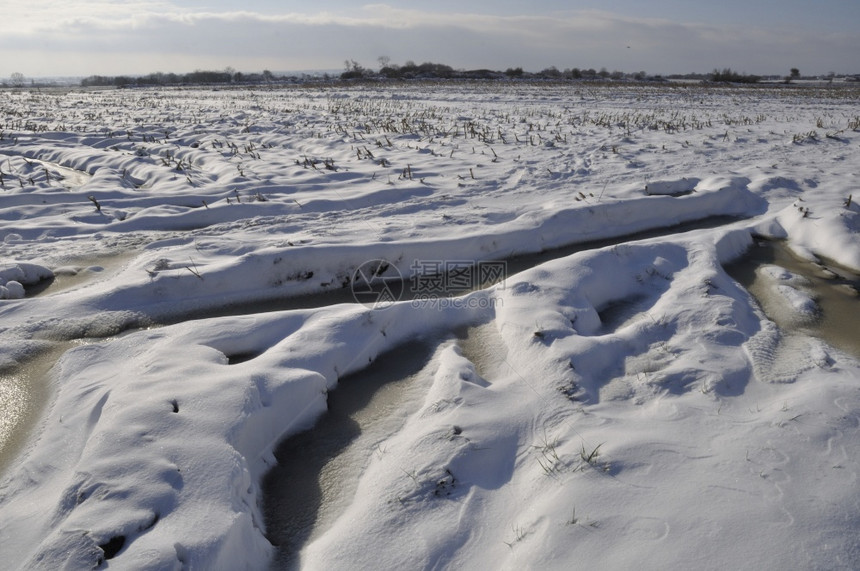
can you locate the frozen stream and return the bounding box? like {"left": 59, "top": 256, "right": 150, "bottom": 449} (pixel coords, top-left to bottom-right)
{"left": 263, "top": 324, "right": 512, "bottom": 569}
{"left": 262, "top": 339, "right": 438, "bottom": 570}
{"left": 5, "top": 215, "right": 740, "bottom": 478}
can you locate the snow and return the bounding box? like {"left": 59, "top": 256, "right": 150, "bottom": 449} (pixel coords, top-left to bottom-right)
{"left": 0, "top": 262, "right": 53, "bottom": 299}
{"left": 1, "top": 82, "right": 859, "bottom": 569}
{"left": 757, "top": 264, "right": 820, "bottom": 321}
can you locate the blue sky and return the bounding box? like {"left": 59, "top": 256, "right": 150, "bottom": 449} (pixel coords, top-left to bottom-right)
{"left": 2, "top": 1, "right": 858, "bottom": 78}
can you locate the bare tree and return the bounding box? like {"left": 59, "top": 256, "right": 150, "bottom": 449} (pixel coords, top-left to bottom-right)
{"left": 10, "top": 72, "right": 25, "bottom": 87}
{"left": 342, "top": 60, "right": 366, "bottom": 79}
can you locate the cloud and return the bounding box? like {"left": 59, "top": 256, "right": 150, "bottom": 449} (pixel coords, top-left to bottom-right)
{"left": 3, "top": 2, "right": 858, "bottom": 76}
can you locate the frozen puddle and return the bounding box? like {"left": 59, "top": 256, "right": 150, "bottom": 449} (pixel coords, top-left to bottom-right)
{"left": 26, "top": 251, "right": 138, "bottom": 297}
{"left": 0, "top": 153, "right": 92, "bottom": 190}
{"left": 456, "top": 321, "right": 512, "bottom": 382}
{"left": 35, "top": 159, "right": 92, "bottom": 190}
{"left": 263, "top": 339, "right": 439, "bottom": 569}
{"left": 0, "top": 342, "right": 84, "bottom": 477}
{"left": 727, "top": 239, "right": 860, "bottom": 359}
{"left": 0, "top": 330, "right": 150, "bottom": 477}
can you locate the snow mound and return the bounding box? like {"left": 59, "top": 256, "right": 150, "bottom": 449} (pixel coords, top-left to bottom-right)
{"left": 756, "top": 264, "right": 820, "bottom": 323}
{"left": 0, "top": 262, "right": 53, "bottom": 286}
{"left": 0, "top": 262, "right": 53, "bottom": 299}
{"left": 644, "top": 177, "right": 700, "bottom": 196}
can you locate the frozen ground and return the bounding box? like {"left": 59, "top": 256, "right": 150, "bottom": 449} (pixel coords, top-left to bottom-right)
{"left": 1, "top": 82, "right": 859, "bottom": 569}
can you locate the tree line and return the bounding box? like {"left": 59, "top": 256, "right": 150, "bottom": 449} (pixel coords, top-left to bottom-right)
{"left": 80, "top": 69, "right": 278, "bottom": 88}
{"left": 77, "top": 64, "right": 657, "bottom": 87}
{"left": 2, "top": 62, "right": 830, "bottom": 89}
{"left": 345, "top": 59, "right": 654, "bottom": 81}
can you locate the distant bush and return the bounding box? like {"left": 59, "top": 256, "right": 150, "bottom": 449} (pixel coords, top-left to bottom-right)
{"left": 340, "top": 60, "right": 368, "bottom": 80}
{"left": 538, "top": 66, "right": 562, "bottom": 79}
{"left": 379, "top": 61, "right": 455, "bottom": 79}
{"left": 711, "top": 68, "right": 761, "bottom": 84}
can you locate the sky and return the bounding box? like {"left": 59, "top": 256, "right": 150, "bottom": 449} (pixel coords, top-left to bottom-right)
{"left": 1, "top": 0, "right": 858, "bottom": 79}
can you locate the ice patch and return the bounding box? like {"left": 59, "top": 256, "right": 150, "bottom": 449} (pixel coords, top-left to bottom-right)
{"left": 759, "top": 264, "right": 807, "bottom": 285}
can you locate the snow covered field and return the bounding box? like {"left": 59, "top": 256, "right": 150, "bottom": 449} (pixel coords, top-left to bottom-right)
{"left": 1, "top": 81, "right": 859, "bottom": 569}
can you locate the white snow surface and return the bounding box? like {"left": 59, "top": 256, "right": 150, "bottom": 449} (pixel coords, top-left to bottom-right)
{"left": 1, "top": 83, "right": 859, "bottom": 569}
